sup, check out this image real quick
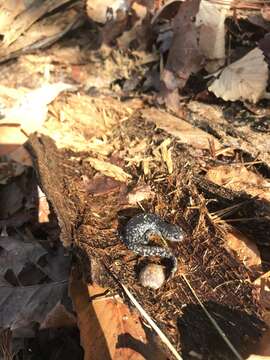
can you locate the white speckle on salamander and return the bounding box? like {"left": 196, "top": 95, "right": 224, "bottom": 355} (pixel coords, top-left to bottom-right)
{"left": 121, "top": 213, "right": 184, "bottom": 275}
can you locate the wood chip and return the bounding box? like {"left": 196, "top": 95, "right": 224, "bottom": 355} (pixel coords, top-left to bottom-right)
{"left": 85, "top": 157, "right": 132, "bottom": 182}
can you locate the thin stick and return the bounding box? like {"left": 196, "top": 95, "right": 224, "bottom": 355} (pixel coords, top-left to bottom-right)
{"left": 181, "top": 274, "right": 243, "bottom": 360}
{"left": 121, "top": 283, "right": 183, "bottom": 360}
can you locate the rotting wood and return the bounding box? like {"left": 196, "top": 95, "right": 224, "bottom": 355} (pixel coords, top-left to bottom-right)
{"left": 26, "top": 135, "right": 77, "bottom": 247}
{"left": 26, "top": 112, "right": 268, "bottom": 359}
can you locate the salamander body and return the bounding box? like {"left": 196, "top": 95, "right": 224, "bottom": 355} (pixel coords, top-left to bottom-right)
{"left": 121, "top": 213, "right": 184, "bottom": 275}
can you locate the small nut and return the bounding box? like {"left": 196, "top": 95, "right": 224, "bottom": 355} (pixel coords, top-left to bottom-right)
{"left": 139, "top": 264, "right": 166, "bottom": 290}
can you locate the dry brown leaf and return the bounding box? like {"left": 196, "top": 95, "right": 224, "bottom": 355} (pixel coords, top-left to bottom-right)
{"left": 40, "top": 302, "right": 76, "bottom": 329}
{"left": 0, "top": 160, "right": 26, "bottom": 185}
{"left": 0, "top": 7, "right": 82, "bottom": 62}
{"left": 261, "top": 5, "right": 270, "bottom": 21}
{"left": 142, "top": 108, "right": 221, "bottom": 150}
{"left": 151, "top": 0, "right": 181, "bottom": 24}
{"left": 0, "top": 1, "right": 28, "bottom": 34}
{"left": 206, "top": 165, "right": 270, "bottom": 202}
{"left": 6, "top": 146, "right": 33, "bottom": 167}
{"left": 247, "top": 328, "right": 270, "bottom": 358}
{"left": 85, "top": 157, "right": 132, "bottom": 182}
{"left": 0, "top": 0, "right": 71, "bottom": 47}
{"left": 225, "top": 229, "right": 262, "bottom": 274}
{"left": 161, "top": 0, "right": 203, "bottom": 109}
{"left": 117, "top": 2, "right": 148, "bottom": 48}
{"left": 0, "top": 182, "right": 25, "bottom": 219}
{"left": 250, "top": 272, "right": 270, "bottom": 357}
{"left": 208, "top": 47, "right": 268, "bottom": 103}
{"left": 70, "top": 273, "right": 166, "bottom": 360}
{"left": 254, "top": 271, "right": 270, "bottom": 321}
{"left": 0, "top": 235, "right": 70, "bottom": 330}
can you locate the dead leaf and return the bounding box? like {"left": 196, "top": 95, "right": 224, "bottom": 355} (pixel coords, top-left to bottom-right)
{"left": 151, "top": 0, "right": 181, "bottom": 24}
{"left": 261, "top": 5, "right": 270, "bottom": 21}
{"left": 254, "top": 271, "right": 270, "bottom": 321}
{"left": 40, "top": 302, "right": 76, "bottom": 329}
{"left": 42, "top": 247, "right": 71, "bottom": 283}
{"left": 0, "top": 235, "right": 47, "bottom": 278}
{"left": 206, "top": 165, "right": 270, "bottom": 202}
{"left": 248, "top": 14, "right": 270, "bottom": 32}
{"left": 0, "top": 0, "right": 72, "bottom": 47}
{"left": 196, "top": 0, "right": 229, "bottom": 71}
{"left": 0, "top": 182, "right": 25, "bottom": 218}
{"left": 0, "top": 281, "right": 68, "bottom": 330}
{"left": 0, "top": 7, "right": 83, "bottom": 63}
{"left": 225, "top": 230, "right": 262, "bottom": 274}
{"left": 86, "top": 137, "right": 114, "bottom": 156}
{"left": 117, "top": 2, "right": 149, "bottom": 49}
{"left": 250, "top": 272, "right": 270, "bottom": 357}
{"left": 0, "top": 160, "right": 26, "bottom": 185}
{"left": 161, "top": 0, "right": 203, "bottom": 109}
{"left": 85, "top": 157, "right": 132, "bottom": 182}
{"left": 0, "top": 83, "right": 74, "bottom": 156}
{"left": 0, "top": 1, "right": 28, "bottom": 34}
{"left": 0, "top": 234, "right": 71, "bottom": 331}
{"left": 7, "top": 146, "right": 33, "bottom": 167}
{"left": 259, "top": 33, "right": 270, "bottom": 62}
{"left": 86, "top": 0, "right": 129, "bottom": 24}
{"left": 208, "top": 47, "right": 268, "bottom": 103}
{"left": 69, "top": 272, "right": 166, "bottom": 360}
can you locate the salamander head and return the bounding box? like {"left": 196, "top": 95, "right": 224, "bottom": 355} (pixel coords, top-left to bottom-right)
{"left": 163, "top": 224, "right": 184, "bottom": 242}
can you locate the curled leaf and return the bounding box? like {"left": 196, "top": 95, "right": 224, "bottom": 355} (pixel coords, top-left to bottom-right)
{"left": 208, "top": 48, "right": 268, "bottom": 103}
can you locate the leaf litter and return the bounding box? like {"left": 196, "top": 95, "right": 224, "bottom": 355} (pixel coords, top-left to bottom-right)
{"left": 1, "top": 0, "right": 270, "bottom": 359}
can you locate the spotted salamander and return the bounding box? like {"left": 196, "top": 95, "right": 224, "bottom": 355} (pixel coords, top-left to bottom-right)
{"left": 121, "top": 213, "right": 184, "bottom": 275}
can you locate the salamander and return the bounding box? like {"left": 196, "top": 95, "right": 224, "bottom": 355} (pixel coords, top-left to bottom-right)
{"left": 121, "top": 213, "right": 184, "bottom": 275}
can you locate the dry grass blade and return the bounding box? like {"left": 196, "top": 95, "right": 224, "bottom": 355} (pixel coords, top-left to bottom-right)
{"left": 210, "top": 197, "right": 258, "bottom": 221}
{"left": 181, "top": 274, "right": 244, "bottom": 360}
{"left": 121, "top": 283, "right": 183, "bottom": 360}
{"left": 223, "top": 217, "right": 270, "bottom": 223}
